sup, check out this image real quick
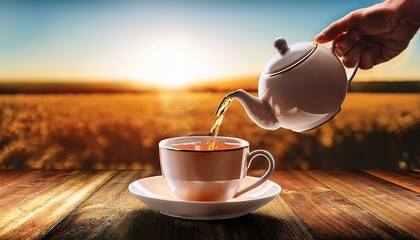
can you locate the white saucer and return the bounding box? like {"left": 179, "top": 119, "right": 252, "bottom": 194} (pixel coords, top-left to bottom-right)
{"left": 128, "top": 175, "right": 281, "bottom": 220}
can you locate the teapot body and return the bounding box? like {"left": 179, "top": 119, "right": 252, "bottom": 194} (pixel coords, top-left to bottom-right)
{"left": 258, "top": 44, "right": 348, "bottom": 132}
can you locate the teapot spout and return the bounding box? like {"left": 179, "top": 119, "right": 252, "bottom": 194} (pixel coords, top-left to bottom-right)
{"left": 228, "top": 89, "right": 280, "bottom": 130}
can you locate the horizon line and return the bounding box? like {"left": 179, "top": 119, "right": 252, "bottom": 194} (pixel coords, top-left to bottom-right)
{"left": 0, "top": 80, "right": 419, "bottom": 94}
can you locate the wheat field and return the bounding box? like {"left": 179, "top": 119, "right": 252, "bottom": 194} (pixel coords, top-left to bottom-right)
{"left": 0, "top": 92, "right": 419, "bottom": 170}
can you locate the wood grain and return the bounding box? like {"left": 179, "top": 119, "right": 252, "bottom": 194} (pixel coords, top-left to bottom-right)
{"left": 2, "top": 170, "right": 419, "bottom": 240}
{"left": 0, "top": 170, "right": 117, "bottom": 240}
{"left": 307, "top": 170, "right": 420, "bottom": 239}
{"left": 364, "top": 170, "right": 420, "bottom": 193}
{"left": 0, "top": 170, "right": 72, "bottom": 208}
{"left": 44, "top": 170, "right": 314, "bottom": 240}
{"left": 275, "top": 170, "right": 411, "bottom": 239}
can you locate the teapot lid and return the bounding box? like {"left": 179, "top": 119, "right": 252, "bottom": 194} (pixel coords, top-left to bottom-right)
{"left": 264, "top": 38, "right": 316, "bottom": 76}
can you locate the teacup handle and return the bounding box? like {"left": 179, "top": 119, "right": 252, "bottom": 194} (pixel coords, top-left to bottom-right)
{"left": 330, "top": 40, "right": 360, "bottom": 85}
{"left": 233, "top": 150, "right": 275, "bottom": 198}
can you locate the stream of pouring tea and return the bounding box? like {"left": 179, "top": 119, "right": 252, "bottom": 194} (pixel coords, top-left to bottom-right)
{"left": 208, "top": 95, "right": 233, "bottom": 150}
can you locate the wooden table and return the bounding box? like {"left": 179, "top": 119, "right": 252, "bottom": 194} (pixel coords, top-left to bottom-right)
{"left": 0, "top": 170, "right": 419, "bottom": 240}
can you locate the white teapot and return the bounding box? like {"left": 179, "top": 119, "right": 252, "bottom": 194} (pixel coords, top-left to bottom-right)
{"left": 229, "top": 37, "right": 359, "bottom": 132}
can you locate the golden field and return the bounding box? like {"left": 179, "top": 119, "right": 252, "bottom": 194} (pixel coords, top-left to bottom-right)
{"left": 0, "top": 92, "right": 419, "bottom": 170}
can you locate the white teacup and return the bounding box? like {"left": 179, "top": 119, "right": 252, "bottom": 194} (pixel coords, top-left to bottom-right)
{"left": 159, "top": 136, "right": 275, "bottom": 202}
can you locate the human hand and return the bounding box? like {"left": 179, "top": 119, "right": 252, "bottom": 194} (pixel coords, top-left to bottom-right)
{"left": 314, "top": 0, "right": 419, "bottom": 70}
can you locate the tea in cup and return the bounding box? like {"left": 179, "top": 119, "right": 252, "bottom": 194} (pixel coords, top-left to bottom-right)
{"left": 159, "top": 136, "right": 275, "bottom": 202}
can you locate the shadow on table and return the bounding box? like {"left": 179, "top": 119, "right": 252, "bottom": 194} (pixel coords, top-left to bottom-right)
{"left": 124, "top": 209, "right": 294, "bottom": 240}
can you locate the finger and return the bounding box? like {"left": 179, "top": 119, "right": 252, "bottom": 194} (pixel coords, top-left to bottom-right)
{"left": 315, "top": 10, "right": 363, "bottom": 43}
{"left": 341, "top": 40, "right": 367, "bottom": 68}
{"left": 359, "top": 44, "right": 381, "bottom": 70}
{"left": 333, "top": 31, "right": 359, "bottom": 57}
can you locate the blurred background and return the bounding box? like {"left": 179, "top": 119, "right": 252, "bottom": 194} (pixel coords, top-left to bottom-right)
{"left": 0, "top": 0, "right": 419, "bottom": 170}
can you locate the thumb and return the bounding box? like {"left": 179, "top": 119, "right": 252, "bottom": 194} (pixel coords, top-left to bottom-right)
{"left": 315, "top": 11, "right": 362, "bottom": 43}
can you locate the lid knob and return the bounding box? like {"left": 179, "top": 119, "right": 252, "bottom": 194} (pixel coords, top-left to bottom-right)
{"left": 275, "top": 38, "right": 289, "bottom": 54}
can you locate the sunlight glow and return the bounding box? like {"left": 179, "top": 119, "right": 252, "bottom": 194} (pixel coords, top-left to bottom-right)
{"left": 132, "top": 33, "right": 218, "bottom": 88}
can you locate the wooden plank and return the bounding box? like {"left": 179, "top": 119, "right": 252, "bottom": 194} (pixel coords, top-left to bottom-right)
{"left": 364, "top": 170, "right": 420, "bottom": 193}
{"left": 0, "top": 170, "right": 34, "bottom": 183}
{"left": 0, "top": 170, "right": 72, "bottom": 208}
{"left": 0, "top": 170, "right": 25, "bottom": 179}
{"left": 44, "top": 171, "right": 314, "bottom": 240}
{"left": 0, "top": 170, "right": 117, "bottom": 240}
{"left": 247, "top": 192, "right": 314, "bottom": 240}
{"left": 273, "top": 170, "right": 409, "bottom": 239}
{"left": 307, "top": 170, "right": 420, "bottom": 239}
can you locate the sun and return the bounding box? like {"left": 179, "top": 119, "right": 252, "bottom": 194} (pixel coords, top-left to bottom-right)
{"left": 132, "top": 34, "right": 215, "bottom": 88}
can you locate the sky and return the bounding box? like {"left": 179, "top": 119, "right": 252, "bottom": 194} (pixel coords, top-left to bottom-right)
{"left": 0, "top": 0, "right": 419, "bottom": 87}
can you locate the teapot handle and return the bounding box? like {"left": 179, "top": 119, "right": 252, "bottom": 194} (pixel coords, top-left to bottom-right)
{"left": 330, "top": 41, "right": 360, "bottom": 85}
